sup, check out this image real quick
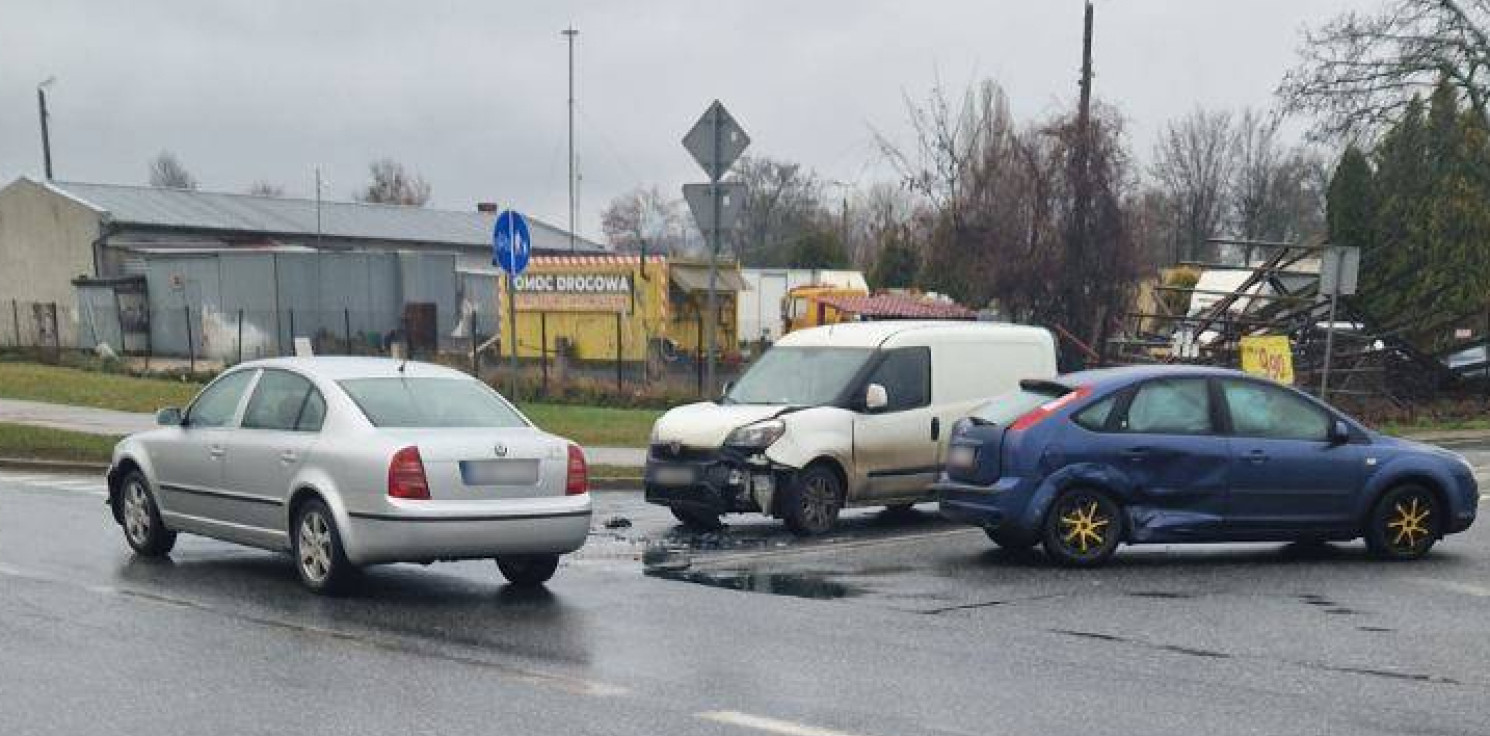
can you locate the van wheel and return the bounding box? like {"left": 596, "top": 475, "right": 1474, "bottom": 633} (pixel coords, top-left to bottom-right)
{"left": 671, "top": 506, "right": 724, "bottom": 531}
{"left": 1041, "top": 487, "right": 1123, "bottom": 567}
{"left": 782, "top": 464, "right": 842, "bottom": 536}
{"left": 120, "top": 470, "right": 176, "bottom": 557}
{"left": 1365, "top": 484, "right": 1440, "bottom": 560}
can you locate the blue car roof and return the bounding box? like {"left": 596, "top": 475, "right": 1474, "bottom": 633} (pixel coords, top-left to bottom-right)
{"left": 1058, "top": 364, "right": 1250, "bottom": 391}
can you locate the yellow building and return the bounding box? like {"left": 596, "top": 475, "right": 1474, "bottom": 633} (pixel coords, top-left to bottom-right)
{"left": 495, "top": 255, "right": 746, "bottom": 363}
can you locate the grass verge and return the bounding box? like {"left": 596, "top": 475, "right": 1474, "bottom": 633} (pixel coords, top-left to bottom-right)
{"left": 0, "top": 423, "right": 118, "bottom": 464}
{"left": 0, "top": 362, "right": 200, "bottom": 413}
{"left": 0, "top": 362, "right": 662, "bottom": 447}
{"left": 519, "top": 403, "right": 661, "bottom": 448}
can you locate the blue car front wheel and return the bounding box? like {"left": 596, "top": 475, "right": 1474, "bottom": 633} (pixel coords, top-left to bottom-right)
{"left": 1365, "top": 484, "right": 1441, "bottom": 561}
{"left": 1042, "top": 487, "right": 1123, "bottom": 567}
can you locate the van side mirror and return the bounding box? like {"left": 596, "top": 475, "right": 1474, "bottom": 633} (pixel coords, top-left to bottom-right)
{"left": 156, "top": 407, "right": 183, "bottom": 426}
{"left": 865, "top": 383, "right": 889, "bottom": 412}
{"left": 1328, "top": 419, "right": 1350, "bottom": 445}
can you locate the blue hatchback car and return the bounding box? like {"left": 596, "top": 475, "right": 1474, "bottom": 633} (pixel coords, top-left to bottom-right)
{"left": 936, "top": 366, "right": 1478, "bottom": 566}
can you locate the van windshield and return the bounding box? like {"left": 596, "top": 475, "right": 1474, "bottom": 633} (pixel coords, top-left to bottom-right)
{"left": 725, "top": 347, "right": 874, "bottom": 406}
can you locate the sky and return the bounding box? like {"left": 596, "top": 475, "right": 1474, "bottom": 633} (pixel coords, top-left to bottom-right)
{"left": 0, "top": 0, "right": 1372, "bottom": 241}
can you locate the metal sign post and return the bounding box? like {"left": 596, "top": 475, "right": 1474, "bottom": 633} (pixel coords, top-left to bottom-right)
{"left": 682, "top": 100, "right": 750, "bottom": 396}
{"left": 494, "top": 210, "right": 532, "bottom": 398}
{"left": 1317, "top": 244, "right": 1359, "bottom": 402}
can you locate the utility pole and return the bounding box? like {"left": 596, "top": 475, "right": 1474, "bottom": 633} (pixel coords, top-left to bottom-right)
{"left": 1068, "top": 1, "right": 1096, "bottom": 364}
{"left": 562, "top": 25, "right": 580, "bottom": 252}
{"left": 314, "top": 166, "right": 324, "bottom": 249}
{"left": 37, "top": 77, "right": 56, "bottom": 180}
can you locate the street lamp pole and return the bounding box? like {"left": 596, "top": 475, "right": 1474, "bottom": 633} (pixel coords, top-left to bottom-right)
{"left": 562, "top": 26, "right": 580, "bottom": 252}
{"left": 37, "top": 77, "right": 55, "bottom": 180}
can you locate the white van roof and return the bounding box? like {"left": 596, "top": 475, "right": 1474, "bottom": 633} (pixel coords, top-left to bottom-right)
{"left": 775, "top": 321, "right": 1052, "bottom": 349}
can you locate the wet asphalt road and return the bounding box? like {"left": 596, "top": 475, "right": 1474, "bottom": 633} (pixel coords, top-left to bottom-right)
{"left": 3, "top": 443, "right": 1490, "bottom": 736}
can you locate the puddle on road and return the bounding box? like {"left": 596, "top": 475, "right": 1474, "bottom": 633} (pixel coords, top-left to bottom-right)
{"left": 645, "top": 568, "right": 860, "bottom": 600}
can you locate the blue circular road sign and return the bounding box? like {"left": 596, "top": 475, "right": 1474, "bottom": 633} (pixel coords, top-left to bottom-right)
{"left": 493, "top": 210, "right": 532, "bottom": 276}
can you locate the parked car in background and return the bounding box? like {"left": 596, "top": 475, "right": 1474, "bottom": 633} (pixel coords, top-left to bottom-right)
{"left": 936, "top": 365, "right": 1478, "bottom": 566}
{"left": 646, "top": 321, "right": 1058, "bottom": 535}
{"left": 106, "top": 357, "right": 591, "bottom": 593}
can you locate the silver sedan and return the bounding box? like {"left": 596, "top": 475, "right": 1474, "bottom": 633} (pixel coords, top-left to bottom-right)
{"left": 106, "top": 357, "right": 592, "bottom": 593}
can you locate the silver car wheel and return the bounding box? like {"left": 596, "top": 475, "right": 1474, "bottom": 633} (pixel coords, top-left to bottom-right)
{"left": 123, "top": 480, "right": 151, "bottom": 546}
{"left": 297, "top": 510, "right": 333, "bottom": 584}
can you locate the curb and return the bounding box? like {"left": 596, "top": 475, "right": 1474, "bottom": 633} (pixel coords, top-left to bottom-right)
{"left": 1396, "top": 429, "right": 1490, "bottom": 443}
{"left": 0, "top": 457, "right": 109, "bottom": 474}
{"left": 590, "top": 477, "right": 642, "bottom": 492}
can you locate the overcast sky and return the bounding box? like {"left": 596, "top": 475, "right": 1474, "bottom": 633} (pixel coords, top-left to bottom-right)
{"left": 0, "top": 0, "right": 1370, "bottom": 240}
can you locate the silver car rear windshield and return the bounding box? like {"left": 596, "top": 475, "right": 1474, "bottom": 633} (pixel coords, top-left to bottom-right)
{"left": 339, "top": 378, "right": 527, "bottom": 428}
{"left": 725, "top": 347, "right": 875, "bottom": 406}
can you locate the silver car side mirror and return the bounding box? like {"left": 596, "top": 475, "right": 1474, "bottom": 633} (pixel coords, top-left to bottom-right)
{"left": 865, "top": 383, "right": 889, "bottom": 412}
{"left": 156, "top": 407, "right": 183, "bottom": 426}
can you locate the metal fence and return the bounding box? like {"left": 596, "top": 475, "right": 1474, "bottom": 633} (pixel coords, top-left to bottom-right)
{"left": 1, "top": 300, "right": 68, "bottom": 360}
{"left": 5, "top": 297, "right": 752, "bottom": 399}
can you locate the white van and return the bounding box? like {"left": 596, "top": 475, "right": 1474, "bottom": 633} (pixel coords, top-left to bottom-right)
{"left": 645, "top": 321, "right": 1057, "bottom": 535}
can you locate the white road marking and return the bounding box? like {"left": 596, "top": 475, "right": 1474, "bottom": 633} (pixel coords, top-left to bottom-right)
{"left": 45, "top": 480, "right": 107, "bottom": 491}
{"left": 1412, "top": 577, "right": 1490, "bottom": 598}
{"left": 697, "top": 711, "right": 869, "bottom": 736}
{"left": 0, "top": 474, "right": 59, "bottom": 484}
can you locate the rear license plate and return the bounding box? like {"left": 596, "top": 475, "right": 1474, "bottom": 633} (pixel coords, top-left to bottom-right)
{"left": 460, "top": 459, "right": 539, "bottom": 486}
{"left": 947, "top": 446, "right": 978, "bottom": 469}
{"left": 652, "top": 466, "right": 696, "bottom": 486}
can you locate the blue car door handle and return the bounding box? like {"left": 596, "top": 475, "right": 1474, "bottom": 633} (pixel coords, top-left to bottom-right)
{"left": 1123, "top": 447, "right": 1149, "bottom": 461}
{"left": 1246, "top": 449, "right": 1269, "bottom": 464}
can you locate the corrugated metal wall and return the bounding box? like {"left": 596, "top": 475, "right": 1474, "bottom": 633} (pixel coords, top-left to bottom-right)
{"left": 99, "top": 251, "right": 459, "bottom": 360}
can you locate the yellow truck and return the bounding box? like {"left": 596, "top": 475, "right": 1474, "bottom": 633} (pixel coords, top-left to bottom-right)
{"left": 782, "top": 284, "right": 871, "bottom": 334}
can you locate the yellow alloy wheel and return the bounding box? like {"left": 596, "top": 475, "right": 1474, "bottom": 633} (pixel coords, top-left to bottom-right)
{"left": 1386, "top": 496, "right": 1431, "bottom": 550}
{"left": 1060, "top": 500, "right": 1110, "bottom": 553}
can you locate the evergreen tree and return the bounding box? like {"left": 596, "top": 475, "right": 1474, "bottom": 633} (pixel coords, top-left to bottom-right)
{"left": 789, "top": 228, "right": 849, "bottom": 269}
{"left": 1361, "top": 95, "right": 1430, "bottom": 324}
{"left": 1345, "top": 80, "right": 1490, "bottom": 352}
{"left": 868, "top": 230, "right": 920, "bottom": 289}
{"left": 1325, "top": 146, "right": 1374, "bottom": 254}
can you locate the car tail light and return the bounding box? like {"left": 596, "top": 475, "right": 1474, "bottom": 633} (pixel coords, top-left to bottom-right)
{"left": 566, "top": 444, "right": 588, "bottom": 495}
{"left": 1009, "top": 386, "right": 1092, "bottom": 432}
{"left": 388, "top": 446, "right": 430, "bottom": 500}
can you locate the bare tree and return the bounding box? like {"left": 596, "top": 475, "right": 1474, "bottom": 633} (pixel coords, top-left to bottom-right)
{"left": 1150, "top": 109, "right": 1237, "bottom": 263}
{"left": 726, "top": 156, "right": 824, "bottom": 266}
{"left": 1278, "top": 0, "right": 1490, "bottom": 140}
{"left": 247, "top": 180, "right": 285, "bottom": 197}
{"left": 601, "top": 185, "right": 690, "bottom": 254}
{"left": 148, "top": 150, "right": 198, "bottom": 190}
{"left": 356, "top": 158, "right": 431, "bottom": 206}
{"left": 1228, "top": 109, "right": 1331, "bottom": 253}
{"left": 877, "top": 78, "right": 1014, "bottom": 219}
{"left": 848, "top": 181, "right": 916, "bottom": 269}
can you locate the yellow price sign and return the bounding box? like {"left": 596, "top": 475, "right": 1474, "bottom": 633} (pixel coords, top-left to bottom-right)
{"left": 1239, "top": 335, "right": 1294, "bottom": 384}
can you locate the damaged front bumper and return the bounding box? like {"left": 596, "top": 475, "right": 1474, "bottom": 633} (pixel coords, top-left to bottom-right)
{"left": 644, "top": 444, "right": 797, "bottom": 516}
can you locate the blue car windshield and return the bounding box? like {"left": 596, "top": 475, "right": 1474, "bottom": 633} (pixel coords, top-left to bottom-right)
{"left": 971, "top": 386, "right": 1066, "bottom": 425}
{"left": 726, "top": 347, "right": 874, "bottom": 406}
